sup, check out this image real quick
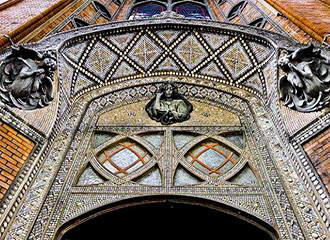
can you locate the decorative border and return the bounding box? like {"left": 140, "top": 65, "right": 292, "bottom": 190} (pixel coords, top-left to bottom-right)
{"left": 0, "top": 110, "right": 44, "bottom": 238}
{"left": 291, "top": 113, "right": 330, "bottom": 232}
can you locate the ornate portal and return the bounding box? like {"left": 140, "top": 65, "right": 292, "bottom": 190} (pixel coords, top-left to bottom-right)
{"left": 0, "top": 17, "right": 329, "bottom": 240}
{"left": 278, "top": 44, "right": 330, "bottom": 112}
{"left": 0, "top": 45, "right": 56, "bottom": 110}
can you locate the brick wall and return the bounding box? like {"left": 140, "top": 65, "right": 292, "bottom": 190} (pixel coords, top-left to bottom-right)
{"left": 303, "top": 127, "right": 330, "bottom": 193}
{"left": 0, "top": 121, "right": 34, "bottom": 200}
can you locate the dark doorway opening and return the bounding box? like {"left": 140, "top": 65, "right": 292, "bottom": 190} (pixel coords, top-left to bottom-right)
{"left": 60, "top": 199, "right": 275, "bottom": 240}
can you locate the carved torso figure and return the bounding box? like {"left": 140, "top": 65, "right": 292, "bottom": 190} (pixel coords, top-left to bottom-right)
{"left": 146, "top": 82, "right": 193, "bottom": 125}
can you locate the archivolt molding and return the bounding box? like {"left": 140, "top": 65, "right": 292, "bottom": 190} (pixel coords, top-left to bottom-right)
{"left": 57, "top": 20, "right": 277, "bottom": 101}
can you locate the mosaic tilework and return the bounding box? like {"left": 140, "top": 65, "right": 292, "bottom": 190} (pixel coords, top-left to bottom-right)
{"left": 64, "top": 41, "right": 88, "bottom": 63}
{"left": 175, "top": 34, "right": 208, "bottom": 70}
{"left": 112, "top": 61, "right": 138, "bottom": 79}
{"left": 73, "top": 73, "right": 96, "bottom": 95}
{"left": 202, "top": 32, "right": 230, "bottom": 50}
{"left": 129, "top": 35, "right": 163, "bottom": 70}
{"left": 15, "top": 81, "right": 300, "bottom": 238}
{"left": 156, "top": 56, "right": 181, "bottom": 71}
{"left": 243, "top": 72, "right": 263, "bottom": 94}
{"left": 59, "top": 24, "right": 275, "bottom": 102}
{"left": 84, "top": 41, "right": 118, "bottom": 79}
{"left": 157, "top": 30, "right": 181, "bottom": 45}
{"left": 220, "top": 41, "right": 252, "bottom": 79}
{"left": 107, "top": 32, "right": 136, "bottom": 51}
{"left": 3, "top": 77, "right": 327, "bottom": 240}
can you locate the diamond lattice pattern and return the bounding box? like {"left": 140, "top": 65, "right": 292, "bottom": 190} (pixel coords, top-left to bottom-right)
{"left": 97, "top": 140, "right": 151, "bottom": 177}
{"left": 186, "top": 139, "right": 239, "bottom": 177}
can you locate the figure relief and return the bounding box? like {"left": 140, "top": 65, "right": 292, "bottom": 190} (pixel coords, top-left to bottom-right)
{"left": 146, "top": 82, "right": 193, "bottom": 125}
{"left": 278, "top": 44, "right": 330, "bottom": 112}
{"left": 0, "top": 44, "right": 57, "bottom": 110}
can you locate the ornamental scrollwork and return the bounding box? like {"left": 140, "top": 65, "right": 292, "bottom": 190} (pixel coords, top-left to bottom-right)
{"left": 278, "top": 44, "right": 330, "bottom": 112}
{"left": 0, "top": 45, "right": 57, "bottom": 110}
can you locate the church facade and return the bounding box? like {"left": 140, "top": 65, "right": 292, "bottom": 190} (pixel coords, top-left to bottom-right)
{"left": 0, "top": 1, "right": 329, "bottom": 239}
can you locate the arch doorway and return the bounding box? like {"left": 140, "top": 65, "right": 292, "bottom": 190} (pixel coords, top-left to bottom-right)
{"left": 58, "top": 197, "right": 277, "bottom": 240}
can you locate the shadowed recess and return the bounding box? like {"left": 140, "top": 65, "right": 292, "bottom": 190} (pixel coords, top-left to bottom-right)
{"left": 60, "top": 201, "right": 275, "bottom": 239}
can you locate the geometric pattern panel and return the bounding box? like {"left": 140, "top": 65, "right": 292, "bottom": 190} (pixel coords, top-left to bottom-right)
{"left": 243, "top": 72, "right": 264, "bottom": 94}
{"left": 112, "top": 61, "right": 138, "bottom": 79}
{"left": 228, "top": 164, "right": 258, "bottom": 186}
{"left": 220, "top": 41, "right": 253, "bottom": 80}
{"left": 157, "top": 30, "right": 181, "bottom": 45}
{"left": 77, "top": 165, "right": 105, "bottom": 186}
{"left": 175, "top": 34, "right": 207, "bottom": 70}
{"left": 129, "top": 35, "right": 163, "bottom": 70}
{"left": 174, "top": 164, "right": 204, "bottom": 186}
{"left": 248, "top": 41, "right": 272, "bottom": 63}
{"left": 107, "top": 33, "right": 136, "bottom": 51}
{"left": 59, "top": 58, "right": 74, "bottom": 98}
{"left": 97, "top": 139, "right": 152, "bottom": 178}
{"left": 156, "top": 56, "right": 181, "bottom": 71}
{"left": 84, "top": 41, "right": 118, "bottom": 79}
{"left": 64, "top": 41, "right": 88, "bottom": 63}
{"left": 202, "top": 33, "right": 230, "bottom": 50}
{"left": 199, "top": 60, "right": 226, "bottom": 79}
{"left": 59, "top": 24, "right": 275, "bottom": 100}
{"left": 185, "top": 139, "right": 240, "bottom": 178}
{"left": 73, "top": 73, "right": 97, "bottom": 96}
{"left": 133, "top": 166, "right": 162, "bottom": 186}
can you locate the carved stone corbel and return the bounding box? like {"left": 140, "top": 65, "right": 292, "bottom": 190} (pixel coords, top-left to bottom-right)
{"left": 0, "top": 44, "right": 57, "bottom": 110}
{"left": 278, "top": 44, "right": 330, "bottom": 112}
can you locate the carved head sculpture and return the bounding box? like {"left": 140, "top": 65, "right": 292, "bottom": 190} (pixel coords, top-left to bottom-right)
{"left": 162, "top": 82, "right": 176, "bottom": 99}
{"left": 278, "top": 44, "right": 330, "bottom": 112}
{"left": 278, "top": 53, "right": 291, "bottom": 72}
{"left": 0, "top": 46, "right": 57, "bottom": 110}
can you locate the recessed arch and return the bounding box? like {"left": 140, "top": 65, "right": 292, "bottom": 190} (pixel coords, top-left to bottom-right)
{"left": 55, "top": 195, "right": 279, "bottom": 240}
{"left": 173, "top": 2, "right": 211, "bottom": 19}
{"left": 129, "top": 1, "right": 167, "bottom": 20}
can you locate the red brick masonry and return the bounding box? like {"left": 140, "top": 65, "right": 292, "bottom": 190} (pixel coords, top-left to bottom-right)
{"left": 0, "top": 121, "right": 34, "bottom": 200}
{"left": 303, "top": 127, "right": 330, "bottom": 193}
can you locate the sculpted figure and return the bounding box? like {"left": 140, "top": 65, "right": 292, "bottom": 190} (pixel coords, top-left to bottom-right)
{"left": 278, "top": 44, "right": 330, "bottom": 112}
{"left": 0, "top": 45, "right": 57, "bottom": 110}
{"left": 146, "top": 82, "right": 193, "bottom": 125}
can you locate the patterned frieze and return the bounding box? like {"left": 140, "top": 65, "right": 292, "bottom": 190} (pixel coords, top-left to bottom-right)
{"left": 61, "top": 192, "right": 273, "bottom": 227}
{"left": 58, "top": 23, "right": 275, "bottom": 101}
{"left": 0, "top": 18, "right": 295, "bottom": 139}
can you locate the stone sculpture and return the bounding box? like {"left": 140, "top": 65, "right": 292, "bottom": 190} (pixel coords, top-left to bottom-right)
{"left": 0, "top": 45, "right": 57, "bottom": 110}
{"left": 278, "top": 44, "right": 330, "bottom": 112}
{"left": 146, "top": 82, "right": 193, "bottom": 125}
